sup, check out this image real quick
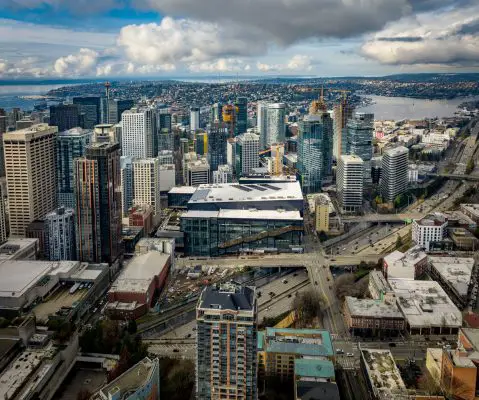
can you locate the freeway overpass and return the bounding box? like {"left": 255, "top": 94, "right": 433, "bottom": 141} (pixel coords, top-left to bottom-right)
{"left": 341, "top": 213, "right": 424, "bottom": 223}
{"left": 426, "top": 172, "right": 479, "bottom": 181}
{"left": 175, "top": 252, "right": 383, "bottom": 269}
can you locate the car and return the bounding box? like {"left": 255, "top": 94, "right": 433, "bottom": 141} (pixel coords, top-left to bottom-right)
{"left": 173, "top": 349, "right": 180, "bottom": 353}
{"left": 293, "top": 273, "right": 298, "bottom": 277}
{"left": 187, "top": 333, "right": 192, "bottom": 338}
{"left": 346, "top": 353, "right": 354, "bottom": 357}
{"left": 192, "top": 327, "right": 197, "bottom": 331}
{"left": 287, "top": 294, "right": 292, "bottom": 298}
{"left": 282, "top": 279, "right": 288, "bottom": 284}
{"left": 336, "top": 348, "right": 344, "bottom": 354}
{"left": 315, "top": 281, "right": 318, "bottom": 285}
{"left": 443, "top": 344, "right": 451, "bottom": 349}
{"left": 389, "top": 343, "right": 396, "bottom": 348}
{"left": 327, "top": 277, "right": 330, "bottom": 281}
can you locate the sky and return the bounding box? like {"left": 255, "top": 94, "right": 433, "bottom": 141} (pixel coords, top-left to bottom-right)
{"left": 1, "top": 0, "right": 479, "bottom": 79}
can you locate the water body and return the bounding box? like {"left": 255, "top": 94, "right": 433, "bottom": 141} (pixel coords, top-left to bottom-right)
{"left": 0, "top": 84, "right": 68, "bottom": 111}
{"left": 358, "top": 94, "right": 479, "bottom": 120}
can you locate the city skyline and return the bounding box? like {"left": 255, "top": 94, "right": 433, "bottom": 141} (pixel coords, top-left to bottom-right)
{"left": 1, "top": 0, "right": 478, "bottom": 79}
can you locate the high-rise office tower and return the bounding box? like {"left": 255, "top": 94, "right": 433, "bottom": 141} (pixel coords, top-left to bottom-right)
{"left": 257, "top": 101, "right": 269, "bottom": 150}
{"left": 297, "top": 114, "right": 333, "bottom": 194}
{"left": 45, "top": 207, "right": 76, "bottom": 261}
{"left": 158, "top": 112, "right": 172, "bottom": 132}
{"left": 337, "top": 155, "right": 364, "bottom": 213}
{"left": 56, "top": 127, "right": 93, "bottom": 209}
{"left": 159, "top": 164, "right": 176, "bottom": 193}
{"left": 0, "top": 115, "right": 6, "bottom": 177}
{"left": 108, "top": 99, "right": 134, "bottom": 124}
{"left": 333, "top": 96, "right": 354, "bottom": 159}
{"left": 122, "top": 108, "right": 155, "bottom": 158}
{"left": 158, "top": 128, "right": 174, "bottom": 152}
{"left": 133, "top": 158, "right": 161, "bottom": 215}
{"left": 196, "top": 282, "right": 257, "bottom": 400}
{"left": 180, "top": 138, "right": 190, "bottom": 157}
{"left": 380, "top": 146, "right": 409, "bottom": 203}
{"left": 266, "top": 103, "right": 286, "bottom": 147}
{"left": 183, "top": 153, "right": 210, "bottom": 186}
{"left": 208, "top": 122, "right": 229, "bottom": 172}
{"left": 196, "top": 131, "right": 208, "bottom": 156}
{"left": 222, "top": 105, "right": 236, "bottom": 138}
{"left": 50, "top": 104, "right": 80, "bottom": 131}
{"left": 227, "top": 138, "right": 237, "bottom": 175}
{"left": 235, "top": 132, "right": 259, "bottom": 177}
{"left": 210, "top": 103, "right": 222, "bottom": 124}
{"left": 190, "top": 106, "right": 200, "bottom": 133}
{"left": 347, "top": 113, "right": 374, "bottom": 184}
{"left": 235, "top": 97, "right": 248, "bottom": 135}
{"left": 73, "top": 96, "right": 101, "bottom": 129}
{"left": 93, "top": 123, "right": 120, "bottom": 144}
{"left": 213, "top": 164, "right": 233, "bottom": 184}
{"left": 4, "top": 124, "right": 57, "bottom": 236}
{"left": 120, "top": 156, "right": 135, "bottom": 217}
{"left": 74, "top": 141, "right": 122, "bottom": 264}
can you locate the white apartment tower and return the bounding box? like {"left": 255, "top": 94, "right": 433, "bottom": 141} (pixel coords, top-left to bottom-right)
{"left": 45, "top": 207, "right": 76, "bottom": 261}
{"left": 190, "top": 106, "right": 200, "bottom": 133}
{"left": 121, "top": 108, "right": 155, "bottom": 158}
{"left": 337, "top": 155, "right": 364, "bottom": 213}
{"left": 380, "top": 146, "right": 409, "bottom": 203}
{"left": 235, "top": 131, "right": 260, "bottom": 176}
{"left": 4, "top": 124, "right": 57, "bottom": 236}
{"left": 257, "top": 101, "right": 269, "bottom": 149}
{"left": 266, "top": 103, "right": 286, "bottom": 147}
{"left": 133, "top": 158, "right": 161, "bottom": 215}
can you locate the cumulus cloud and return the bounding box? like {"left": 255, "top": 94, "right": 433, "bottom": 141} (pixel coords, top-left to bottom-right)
{"left": 54, "top": 48, "right": 99, "bottom": 76}
{"left": 257, "top": 55, "right": 315, "bottom": 73}
{"left": 188, "top": 58, "right": 248, "bottom": 73}
{"left": 362, "top": 4, "right": 479, "bottom": 66}
{"left": 118, "top": 17, "right": 266, "bottom": 67}
{"left": 0, "top": 57, "right": 50, "bottom": 78}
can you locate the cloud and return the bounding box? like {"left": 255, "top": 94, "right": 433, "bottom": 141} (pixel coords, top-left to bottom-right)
{"left": 188, "top": 58, "right": 248, "bottom": 73}
{"left": 3, "top": 0, "right": 124, "bottom": 14}
{"left": 140, "top": 0, "right": 421, "bottom": 45}
{"left": 257, "top": 55, "right": 315, "bottom": 73}
{"left": 0, "top": 57, "right": 50, "bottom": 77}
{"left": 53, "top": 48, "right": 99, "bottom": 76}
{"left": 117, "top": 17, "right": 266, "bottom": 67}
{"left": 361, "top": 4, "right": 479, "bottom": 66}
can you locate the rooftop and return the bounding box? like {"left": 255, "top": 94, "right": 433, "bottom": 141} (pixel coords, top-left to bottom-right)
{"left": 461, "top": 328, "right": 479, "bottom": 351}
{"left": 429, "top": 256, "right": 474, "bottom": 297}
{"left": 110, "top": 252, "right": 170, "bottom": 294}
{"left": 340, "top": 154, "right": 363, "bottom": 163}
{"left": 388, "top": 279, "right": 462, "bottom": 328}
{"left": 415, "top": 212, "right": 448, "bottom": 227}
{"left": 198, "top": 283, "right": 255, "bottom": 312}
{"left": 461, "top": 203, "right": 479, "bottom": 217}
{"left": 188, "top": 181, "right": 303, "bottom": 204}
{"left": 168, "top": 186, "right": 197, "bottom": 194}
{"left": 294, "top": 358, "right": 335, "bottom": 379}
{"left": 58, "top": 127, "right": 92, "bottom": 137}
{"left": 384, "top": 145, "right": 409, "bottom": 157}
{"left": 0, "top": 238, "right": 38, "bottom": 260}
{"left": 345, "top": 297, "right": 403, "bottom": 319}
{"left": 94, "top": 357, "right": 158, "bottom": 400}
{"left": 261, "top": 328, "right": 334, "bottom": 357}
{"left": 361, "top": 349, "right": 407, "bottom": 397}
{"left": 295, "top": 382, "right": 340, "bottom": 400}
{"left": 182, "top": 208, "right": 303, "bottom": 221}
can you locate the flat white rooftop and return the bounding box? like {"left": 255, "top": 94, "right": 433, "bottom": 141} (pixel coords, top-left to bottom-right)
{"left": 189, "top": 181, "right": 303, "bottom": 204}
{"left": 168, "top": 186, "right": 197, "bottom": 194}
{"left": 0, "top": 238, "right": 38, "bottom": 260}
{"left": 110, "top": 252, "right": 170, "bottom": 294}
{"left": 389, "top": 279, "right": 462, "bottom": 329}
{"left": 429, "top": 256, "right": 474, "bottom": 297}
{"left": 182, "top": 209, "right": 303, "bottom": 221}
{"left": 0, "top": 261, "right": 56, "bottom": 298}
{"left": 345, "top": 297, "right": 403, "bottom": 319}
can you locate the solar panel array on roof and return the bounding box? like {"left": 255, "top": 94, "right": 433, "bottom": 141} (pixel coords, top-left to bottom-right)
{"left": 236, "top": 185, "right": 253, "bottom": 192}
{"left": 261, "top": 183, "right": 281, "bottom": 190}
{"left": 249, "top": 184, "right": 267, "bottom": 191}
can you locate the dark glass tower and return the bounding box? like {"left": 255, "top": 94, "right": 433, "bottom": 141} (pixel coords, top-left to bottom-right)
{"left": 50, "top": 104, "right": 80, "bottom": 131}
{"left": 73, "top": 96, "right": 101, "bottom": 129}
{"left": 207, "top": 122, "right": 229, "bottom": 172}
{"left": 235, "top": 97, "right": 248, "bottom": 135}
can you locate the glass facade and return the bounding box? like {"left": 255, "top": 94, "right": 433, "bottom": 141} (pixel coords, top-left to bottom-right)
{"left": 235, "top": 97, "right": 248, "bottom": 135}
{"left": 208, "top": 123, "right": 229, "bottom": 172}
{"left": 347, "top": 113, "right": 374, "bottom": 183}
{"left": 297, "top": 114, "right": 333, "bottom": 194}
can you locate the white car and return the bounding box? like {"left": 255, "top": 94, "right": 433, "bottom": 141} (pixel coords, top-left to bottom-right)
{"left": 346, "top": 353, "right": 354, "bottom": 357}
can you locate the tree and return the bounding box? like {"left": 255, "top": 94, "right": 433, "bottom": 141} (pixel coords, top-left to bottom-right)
{"left": 396, "top": 235, "right": 403, "bottom": 249}
{"left": 334, "top": 274, "right": 369, "bottom": 301}
{"left": 374, "top": 195, "right": 383, "bottom": 205}
{"left": 292, "top": 290, "right": 325, "bottom": 325}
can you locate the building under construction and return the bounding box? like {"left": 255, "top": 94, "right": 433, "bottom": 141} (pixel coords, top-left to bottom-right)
{"left": 180, "top": 181, "right": 304, "bottom": 256}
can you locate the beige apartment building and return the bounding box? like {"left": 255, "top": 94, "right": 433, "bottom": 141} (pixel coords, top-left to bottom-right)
{"left": 4, "top": 124, "right": 57, "bottom": 236}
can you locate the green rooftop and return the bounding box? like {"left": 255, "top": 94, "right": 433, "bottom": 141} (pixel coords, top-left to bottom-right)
{"left": 294, "top": 359, "right": 335, "bottom": 379}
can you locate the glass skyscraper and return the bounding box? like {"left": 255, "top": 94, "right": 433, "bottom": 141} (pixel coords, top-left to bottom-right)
{"left": 207, "top": 122, "right": 229, "bottom": 172}
{"left": 235, "top": 97, "right": 248, "bottom": 135}
{"left": 196, "top": 283, "right": 257, "bottom": 400}
{"left": 73, "top": 96, "right": 101, "bottom": 129}
{"left": 56, "top": 127, "right": 92, "bottom": 209}
{"left": 297, "top": 114, "right": 333, "bottom": 194}
{"left": 347, "top": 113, "right": 374, "bottom": 184}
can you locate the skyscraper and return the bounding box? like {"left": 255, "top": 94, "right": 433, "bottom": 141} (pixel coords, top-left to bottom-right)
{"left": 266, "top": 103, "right": 286, "bottom": 147}
{"left": 50, "top": 104, "right": 80, "bottom": 131}
{"left": 122, "top": 108, "right": 155, "bottom": 158}
{"left": 210, "top": 103, "right": 222, "bottom": 124}
{"left": 133, "top": 158, "right": 161, "bottom": 215}
{"left": 158, "top": 128, "right": 174, "bottom": 153}
{"left": 158, "top": 112, "right": 172, "bottom": 132}
{"left": 297, "top": 114, "right": 333, "bottom": 194}
{"left": 270, "top": 142, "right": 285, "bottom": 176}
{"left": 235, "top": 97, "right": 248, "bottom": 135}
{"left": 196, "top": 131, "right": 208, "bottom": 156}
{"left": 158, "top": 150, "right": 174, "bottom": 165}
{"left": 108, "top": 99, "right": 134, "bottom": 124}
{"left": 74, "top": 141, "right": 122, "bottom": 264}
{"left": 208, "top": 122, "right": 229, "bottom": 172}
{"left": 190, "top": 106, "right": 200, "bottom": 133}
{"left": 120, "top": 156, "right": 135, "bottom": 217}
{"left": 45, "top": 207, "right": 76, "bottom": 261}
{"left": 73, "top": 96, "right": 101, "bottom": 129}
{"left": 0, "top": 185, "right": 7, "bottom": 245}
{"left": 380, "top": 146, "right": 409, "bottom": 203}
{"left": 196, "top": 282, "right": 258, "bottom": 400}
{"left": 235, "top": 131, "right": 260, "bottom": 176}
{"left": 4, "top": 124, "right": 57, "bottom": 236}
{"left": 56, "top": 127, "right": 93, "bottom": 209}
{"left": 347, "top": 113, "right": 374, "bottom": 184}
{"left": 257, "top": 101, "right": 269, "bottom": 150}
{"left": 337, "top": 155, "right": 364, "bottom": 213}
{"left": 222, "top": 105, "right": 236, "bottom": 138}
{"left": 333, "top": 96, "right": 354, "bottom": 159}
